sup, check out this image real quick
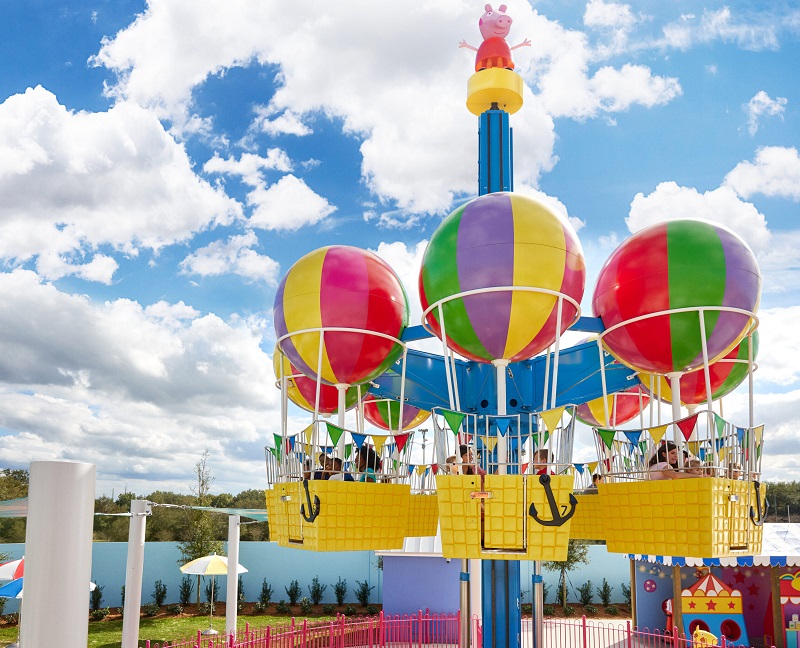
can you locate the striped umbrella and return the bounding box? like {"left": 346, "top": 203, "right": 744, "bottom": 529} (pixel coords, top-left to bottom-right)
{"left": 0, "top": 557, "right": 23, "bottom": 581}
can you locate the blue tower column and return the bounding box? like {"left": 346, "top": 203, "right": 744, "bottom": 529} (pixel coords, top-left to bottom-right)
{"left": 469, "top": 66, "right": 524, "bottom": 648}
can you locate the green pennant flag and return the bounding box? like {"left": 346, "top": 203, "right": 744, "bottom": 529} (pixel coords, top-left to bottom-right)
{"left": 272, "top": 434, "right": 283, "bottom": 459}
{"left": 531, "top": 430, "right": 550, "bottom": 448}
{"left": 623, "top": 456, "right": 631, "bottom": 469}
{"left": 638, "top": 440, "right": 649, "bottom": 456}
{"left": 442, "top": 409, "right": 466, "bottom": 436}
{"left": 714, "top": 413, "right": 726, "bottom": 438}
{"left": 344, "top": 444, "right": 353, "bottom": 459}
{"left": 326, "top": 422, "right": 345, "bottom": 446}
{"left": 597, "top": 429, "right": 616, "bottom": 450}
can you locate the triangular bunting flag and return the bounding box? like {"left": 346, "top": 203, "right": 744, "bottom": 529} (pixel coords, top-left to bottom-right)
{"left": 698, "top": 448, "right": 707, "bottom": 461}
{"left": 384, "top": 443, "right": 396, "bottom": 456}
{"left": 351, "top": 433, "right": 367, "bottom": 450}
{"left": 623, "top": 430, "right": 642, "bottom": 448}
{"left": 541, "top": 407, "right": 566, "bottom": 434}
{"left": 597, "top": 429, "right": 616, "bottom": 450}
{"left": 649, "top": 424, "right": 668, "bottom": 445}
{"left": 638, "top": 440, "right": 649, "bottom": 456}
{"left": 718, "top": 447, "right": 728, "bottom": 462}
{"left": 442, "top": 409, "right": 466, "bottom": 435}
{"left": 482, "top": 435, "right": 499, "bottom": 453}
{"left": 302, "top": 423, "right": 314, "bottom": 445}
{"left": 677, "top": 414, "right": 699, "bottom": 441}
{"left": 715, "top": 437, "right": 725, "bottom": 451}
{"left": 587, "top": 461, "right": 599, "bottom": 473}
{"left": 736, "top": 427, "right": 746, "bottom": 446}
{"left": 754, "top": 424, "right": 764, "bottom": 446}
{"left": 407, "top": 465, "right": 415, "bottom": 475}
{"left": 431, "top": 464, "right": 438, "bottom": 475}
{"left": 714, "top": 413, "right": 726, "bottom": 439}
{"left": 573, "top": 463, "right": 585, "bottom": 475}
{"left": 371, "top": 434, "right": 389, "bottom": 454}
{"left": 394, "top": 433, "right": 410, "bottom": 453}
{"left": 531, "top": 431, "right": 550, "bottom": 448}
{"left": 286, "top": 436, "right": 295, "bottom": 453}
{"left": 687, "top": 441, "right": 701, "bottom": 456}
{"left": 494, "top": 417, "right": 512, "bottom": 437}
{"left": 325, "top": 422, "right": 345, "bottom": 446}
{"left": 416, "top": 465, "right": 428, "bottom": 477}
{"left": 623, "top": 456, "right": 631, "bottom": 469}
{"left": 272, "top": 434, "right": 283, "bottom": 459}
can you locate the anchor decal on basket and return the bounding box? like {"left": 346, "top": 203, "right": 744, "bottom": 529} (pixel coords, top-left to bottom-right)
{"left": 529, "top": 473, "right": 577, "bottom": 527}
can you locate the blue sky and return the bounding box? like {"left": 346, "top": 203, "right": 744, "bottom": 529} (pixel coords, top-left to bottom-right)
{"left": 0, "top": 0, "right": 799, "bottom": 496}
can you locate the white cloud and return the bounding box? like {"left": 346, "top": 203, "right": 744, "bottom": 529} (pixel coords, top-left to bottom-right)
{"left": 0, "top": 269, "right": 278, "bottom": 495}
{"left": 627, "top": 181, "right": 771, "bottom": 254}
{"left": 247, "top": 174, "right": 336, "bottom": 231}
{"left": 91, "top": 0, "right": 684, "bottom": 218}
{"left": 0, "top": 87, "right": 241, "bottom": 278}
{"left": 661, "top": 7, "right": 788, "bottom": 51}
{"left": 583, "top": 0, "right": 641, "bottom": 57}
{"left": 743, "top": 91, "right": 788, "bottom": 135}
{"left": 35, "top": 252, "right": 119, "bottom": 284}
{"left": 724, "top": 146, "right": 800, "bottom": 201}
{"left": 204, "top": 149, "right": 293, "bottom": 186}
{"left": 180, "top": 231, "right": 280, "bottom": 284}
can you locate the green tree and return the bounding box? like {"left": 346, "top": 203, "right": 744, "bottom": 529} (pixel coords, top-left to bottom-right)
{"left": 176, "top": 451, "right": 223, "bottom": 604}
{"left": 0, "top": 469, "right": 29, "bottom": 543}
{"left": 543, "top": 540, "right": 589, "bottom": 610}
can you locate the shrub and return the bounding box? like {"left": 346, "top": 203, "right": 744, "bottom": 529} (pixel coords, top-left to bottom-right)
{"left": 179, "top": 576, "right": 194, "bottom": 606}
{"left": 238, "top": 575, "right": 245, "bottom": 602}
{"left": 276, "top": 600, "right": 291, "bottom": 614}
{"left": 563, "top": 605, "right": 575, "bottom": 616}
{"left": 521, "top": 603, "right": 532, "bottom": 614}
{"left": 585, "top": 605, "right": 598, "bottom": 614}
{"left": 120, "top": 585, "right": 125, "bottom": 608}
{"left": 577, "top": 580, "right": 593, "bottom": 605}
{"left": 152, "top": 579, "right": 168, "bottom": 606}
{"left": 285, "top": 579, "right": 301, "bottom": 605}
{"left": 198, "top": 601, "right": 214, "bottom": 615}
{"left": 0, "top": 597, "right": 5, "bottom": 615}
{"left": 597, "top": 578, "right": 613, "bottom": 606}
{"left": 205, "top": 577, "right": 219, "bottom": 603}
{"left": 620, "top": 583, "right": 631, "bottom": 605}
{"left": 354, "top": 579, "right": 374, "bottom": 606}
{"left": 259, "top": 579, "right": 274, "bottom": 606}
{"left": 143, "top": 603, "right": 159, "bottom": 617}
{"left": 334, "top": 577, "right": 347, "bottom": 605}
{"left": 90, "top": 583, "right": 104, "bottom": 611}
{"left": 543, "top": 606, "right": 554, "bottom": 616}
{"left": 308, "top": 576, "right": 327, "bottom": 605}
{"left": 606, "top": 605, "right": 619, "bottom": 615}
{"left": 168, "top": 604, "right": 183, "bottom": 615}
{"left": 5, "top": 612, "right": 20, "bottom": 625}
{"left": 543, "top": 582, "right": 550, "bottom": 604}
{"left": 366, "top": 605, "right": 379, "bottom": 615}
{"left": 90, "top": 607, "right": 110, "bottom": 621}
{"left": 299, "top": 597, "right": 313, "bottom": 615}
{"left": 323, "top": 603, "right": 336, "bottom": 614}
{"left": 253, "top": 601, "right": 267, "bottom": 613}
{"left": 343, "top": 604, "right": 357, "bottom": 616}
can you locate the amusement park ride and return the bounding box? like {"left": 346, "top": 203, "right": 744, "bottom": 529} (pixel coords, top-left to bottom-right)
{"left": 266, "top": 5, "right": 765, "bottom": 648}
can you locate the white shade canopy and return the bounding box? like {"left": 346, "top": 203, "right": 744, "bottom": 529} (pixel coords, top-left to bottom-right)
{"left": 179, "top": 553, "right": 248, "bottom": 576}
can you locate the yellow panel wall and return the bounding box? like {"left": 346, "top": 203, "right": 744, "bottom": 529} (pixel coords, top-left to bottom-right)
{"left": 265, "top": 481, "right": 411, "bottom": 551}
{"left": 569, "top": 493, "right": 605, "bottom": 542}
{"left": 437, "top": 474, "right": 574, "bottom": 560}
{"left": 406, "top": 493, "right": 439, "bottom": 537}
{"left": 599, "top": 478, "right": 763, "bottom": 557}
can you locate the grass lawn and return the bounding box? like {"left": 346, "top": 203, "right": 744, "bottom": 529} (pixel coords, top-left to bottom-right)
{"left": 0, "top": 607, "right": 342, "bottom": 648}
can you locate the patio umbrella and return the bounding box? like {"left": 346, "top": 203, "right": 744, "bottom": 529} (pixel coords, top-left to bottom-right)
{"left": 0, "top": 577, "right": 23, "bottom": 599}
{"left": 0, "top": 557, "right": 24, "bottom": 580}
{"left": 180, "top": 554, "right": 248, "bottom": 635}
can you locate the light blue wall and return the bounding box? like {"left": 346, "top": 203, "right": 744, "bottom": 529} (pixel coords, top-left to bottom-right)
{"left": 0, "top": 542, "right": 382, "bottom": 612}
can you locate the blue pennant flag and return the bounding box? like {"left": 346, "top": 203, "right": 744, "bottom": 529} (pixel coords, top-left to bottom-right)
{"left": 351, "top": 433, "right": 367, "bottom": 450}
{"left": 494, "top": 417, "right": 513, "bottom": 437}
{"left": 623, "top": 430, "right": 642, "bottom": 447}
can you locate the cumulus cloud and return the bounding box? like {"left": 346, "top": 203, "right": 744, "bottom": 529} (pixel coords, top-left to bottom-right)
{"left": 0, "top": 269, "right": 277, "bottom": 494}
{"left": 247, "top": 174, "right": 336, "bottom": 231}
{"left": 724, "top": 146, "right": 800, "bottom": 201}
{"left": 660, "top": 7, "right": 790, "bottom": 51}
{"left": 0, "top": 86, "right": 241, "bottom": 279}
{"left": 743, "top": 91, "right": 788, "bottom": 135}
{"left": 180, "top": 231, "right": 280, "bottom": 283}
{"left": 627, "top": 182, "right": 771, "bottom": 254}
{"left": 583, "top": 0, "right": 641, "bottom": 57}
{"left": 91, "top": 0, "right": 684, "bottom": 218}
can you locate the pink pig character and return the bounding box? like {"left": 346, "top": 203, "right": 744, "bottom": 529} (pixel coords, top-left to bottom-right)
{"left": 459, "top": 4, "right": 531, "bottom": 72}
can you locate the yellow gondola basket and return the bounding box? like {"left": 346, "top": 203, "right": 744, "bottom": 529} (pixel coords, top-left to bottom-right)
{"left": 406, "top": 493, "right": 439, "bottom": 537}
{"left": 599, "top": 477, "right": 765, "bottom": 557}
{"left": 569, "top": 493, "right": 605, "bottom": 541}
{"left": 437, "top": 473, "right": 576, "bottom": 560}
{"left": 265, "top": 480, "right": 411, "bottom": 552}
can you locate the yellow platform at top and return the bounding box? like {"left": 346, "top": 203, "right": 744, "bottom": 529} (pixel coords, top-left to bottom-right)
{"left": 437, "top": 474, "right": 574, "bottom": 560}
{"left": 266, "top": 481, "right": 410, "bottom": 552}
{"left": 467, "top": 68, "right": 524, "bottom": 116}
{"left": 599, "top": 477, "right": 764, "bottom": 558}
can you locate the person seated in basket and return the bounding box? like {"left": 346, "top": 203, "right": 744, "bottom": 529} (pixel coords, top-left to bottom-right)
{"left": 532, "top": 449, "right": 554, "bottom": 475}
{"left": 445, "top": 455, "right": 461, "bottom": 475}
{"left": 327, "top": 457, "right": 355, "bottom": 481}
{"left": 356, "top": 446, "right": 382, "bottom": 483}
{"left": 459, "top": 444, "right": 487, "bottom": 476}
{"left": 648, "top": 441, "right": 696, "bottom": 480}
{"left": 685, "top": 457, "right": 706, "bottom": 476}
{"left": 583, "top": 472, "right": 604, "bottom": 493}
{"left": 726, "top": 462, "right": 742, "bottom": 480}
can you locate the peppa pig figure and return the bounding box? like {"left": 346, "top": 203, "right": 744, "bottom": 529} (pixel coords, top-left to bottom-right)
{"left": 459, "top": 4, "right": 531, "bottom": 72}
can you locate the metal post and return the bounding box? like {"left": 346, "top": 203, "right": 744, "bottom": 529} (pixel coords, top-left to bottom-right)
{"left": 122, "top": 499, "right": 151, "bottom": 648}
{"left": 226, "top": 515, "right": 241, "bottom": 637}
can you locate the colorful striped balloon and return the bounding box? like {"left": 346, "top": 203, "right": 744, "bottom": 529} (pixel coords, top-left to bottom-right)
{"left": 592, "top": 220, "right": 760, "bottom": 375}
{"left": 638, "top": 333, "right": 758, "bottom": 406}
{"left": 363, "top": 394, "right": 431, "bottom": 432}
{"left": 274, "top": 246, "right": 409, "bottom": 386}
{"left": 419, "top": 193, "right": 585, "bottom": 363}
{"left": 575, "top": 385, "right": 650, "bottom": 428}
{"left": 272, "top": 349, "right": 365, "bottom": 414}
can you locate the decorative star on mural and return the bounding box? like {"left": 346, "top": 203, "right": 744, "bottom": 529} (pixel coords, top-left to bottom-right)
{"left": 689, "top": 601, "right": 696, "bottom": 609}
{"left": 706, "top": 601, "right": 717, "bottom": 611}
{"left": 749, "top": 604, "right": 755, "bottom": 611}
{"left": 728, "top": 601, "right": 736, "bottom": 609}
{"left": 734, "top": 572, "right": 746, "bottom": 583}
{"left": 644, "top": 580, "right": 657, "bottom": 593}
{"left": 747, "top": 584, "right": 760, "bottom": 596}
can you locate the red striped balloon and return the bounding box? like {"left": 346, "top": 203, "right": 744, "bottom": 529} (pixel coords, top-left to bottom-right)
{"left": 274, "top": 246, "right": 409, "bottom": 386}
{"left": 363, "top": 394, "right": 430, "bottom": 432}
{"left": 575, "top": 385, "right": 650, "bottom": 428}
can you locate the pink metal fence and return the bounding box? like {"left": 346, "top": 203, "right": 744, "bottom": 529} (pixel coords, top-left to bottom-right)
{"left": 153, "top": 611, "right": 461, "bottom": 648}
{"left": 148, "top": 613, "right": 775, "bottom": 648}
